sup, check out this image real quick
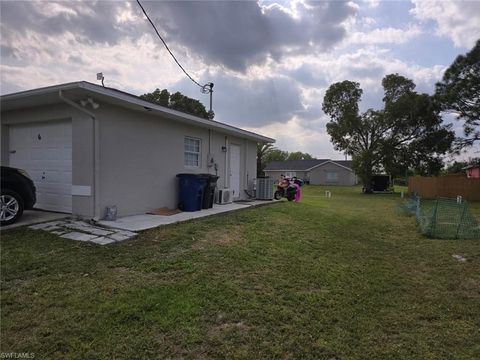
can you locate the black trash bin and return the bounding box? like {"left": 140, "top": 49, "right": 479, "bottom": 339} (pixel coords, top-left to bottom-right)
{"left": 198, "top": 174, "right": 219, "bottom": 209}
{"left": 176, "top": 174, "right": 208, "bottom": 212}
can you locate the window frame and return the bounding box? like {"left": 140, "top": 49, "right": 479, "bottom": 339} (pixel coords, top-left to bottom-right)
{"left": 184, "top": 136, "right": 202, "bottom": 168}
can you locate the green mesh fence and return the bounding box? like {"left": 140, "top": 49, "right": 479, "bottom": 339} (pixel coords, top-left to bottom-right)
{"left": 397, "top": 195, "right": 419, "bottom": 216}
{"left": 398, "top": 196, "right": 480, "bottom": 240}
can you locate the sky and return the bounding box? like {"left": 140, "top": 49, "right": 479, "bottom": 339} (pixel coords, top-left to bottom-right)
{"left": 1, "top": 0, "right": 479, "bottom": 162}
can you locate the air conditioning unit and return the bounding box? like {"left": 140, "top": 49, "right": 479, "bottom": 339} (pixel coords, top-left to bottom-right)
{"left": 215, "top": 189, "right": 233, "bottom": 204}
{"left": 256, "top": 177, "right": 275, "bottom": 200}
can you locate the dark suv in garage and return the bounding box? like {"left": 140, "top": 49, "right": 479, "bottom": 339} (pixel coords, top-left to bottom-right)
{"left": 1, "top": 166, "right": 36, "bottom": 226}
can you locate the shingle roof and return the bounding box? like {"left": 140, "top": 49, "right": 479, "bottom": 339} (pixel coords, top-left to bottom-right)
{"left": 264, "top": 159, "right": 353, "bottom": 171}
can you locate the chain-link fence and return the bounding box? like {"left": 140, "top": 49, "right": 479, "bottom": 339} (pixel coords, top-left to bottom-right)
{"left": 397, "top": 195, "right": 480, "bottom": 239}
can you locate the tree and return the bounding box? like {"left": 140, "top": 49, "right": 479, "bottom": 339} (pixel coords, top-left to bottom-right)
{"left": 257, "top": 143, "right": 274, "bottom": 177}
{"left": 445, "top": 161, "right": 468, "bottom": 174}
{"left": 264, "top": 149, "right": 289, "bottom": 164}
{"left": 140, "top": 88, "right": 212, "bottom": 119}
{"left": 323, "top": 74, "right": 454, "bottom": 192}
{"left": 140, "top": 88, "right": 170, "bottom": 107}
{"left": 444, "top": 158, "right": 480, "bottom": 174}
{"left": 257, "top": 147, "right": 316, "bottom": 176}
{"left": 169, "top": 91, "right": 210, "bottom": 119}
{"left": 286, "top": 152, "right": 314, "bottom": 160}
{"left": 435, "top": 39, "right": 480, "bottom": 147}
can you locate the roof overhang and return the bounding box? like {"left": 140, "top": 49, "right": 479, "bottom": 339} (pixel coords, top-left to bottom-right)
{"left": 264, "top": 169, "right": 305, "bottom": 172}
{"left": 1, "top": 81, "right": 275, "bottom": 143}
{"left": 265, "top": 160, "right": 353, "bottom": 172}
{"left": 306, "top": 160, "right": 353, "bottom": 172}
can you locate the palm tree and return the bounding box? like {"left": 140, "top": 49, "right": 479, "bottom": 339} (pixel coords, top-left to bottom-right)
{"left": 257, "top": 143, "right": 274, "bottom": 177}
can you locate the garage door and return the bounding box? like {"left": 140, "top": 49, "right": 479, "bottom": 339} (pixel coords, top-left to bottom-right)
{"left": 9, "top": 120, "right": 72, "bottom": 213}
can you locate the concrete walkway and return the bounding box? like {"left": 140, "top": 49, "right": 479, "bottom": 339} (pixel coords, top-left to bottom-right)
{"left": 0, "top": 210, "right": 68, "bottom": 231}
{"left": 29, "top": 219, "right": 137, "bottom": 245}
{"left": 97, "top": 200, "right": 276, "bottom": 232}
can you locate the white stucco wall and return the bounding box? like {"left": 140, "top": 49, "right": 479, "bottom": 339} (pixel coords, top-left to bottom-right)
{"left": 1, "top": 101, "right": 259, "bottom": 218}
{"left": 1, "top": 103, "right": 95, "bottom": 217}
{"left": 96, "top": 104, "right": 257, "bottom": 217}
{"left": 308, "top": 163, "right": 356, "bottom": 185}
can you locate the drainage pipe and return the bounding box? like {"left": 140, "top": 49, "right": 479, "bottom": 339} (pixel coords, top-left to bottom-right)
{"left": 58, "top": 90, "right": 100, "bottom": 220}
{"left": 224, "top": 136, "right": 229, "bottom": 189}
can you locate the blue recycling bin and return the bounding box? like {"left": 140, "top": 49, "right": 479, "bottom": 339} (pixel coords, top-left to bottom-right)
{"left": 176, "top": 174, "right": 208, "bottom": 212}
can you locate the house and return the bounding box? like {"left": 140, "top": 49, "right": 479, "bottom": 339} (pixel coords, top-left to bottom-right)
{"left": 264, "top": 159, "right": 358, "bottom": 186}
{"left": 464, "top": 164, "right": 480, "bottom": 178}
{"left": 0, "top": 81, "right": 274, "bottom": 219}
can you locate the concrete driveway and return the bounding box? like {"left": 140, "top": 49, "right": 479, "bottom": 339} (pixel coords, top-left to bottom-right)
{"left": 0, "top": 210, "right": 69, "bottom": 231}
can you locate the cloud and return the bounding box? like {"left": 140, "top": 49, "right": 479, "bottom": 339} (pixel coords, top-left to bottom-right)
{"left": 347, "top": 25, "right": 421, "bottom": 45}
{"left": 285, "top": 64, "right": 328, "bottom": 87}
{"left": 0, "top": 32, "right": 189, "bottom": 95}
{"left": 141, "top": 0, "right": 358, "bottom": 71}
{"left": 0, "top": 1, "right": 134, "bottom": 46}
{"left": 363, "top": 0, "right": 380, "bottom": 8}
{"left": 244, "top": 116, "right": 341, "bottom": 159}
{"left": 0, "top": 0, "right": 357, "bottom": 73}
{"left": 173, "top": 71, "right": 305, "bottom": 128}
{"left": 0, "top": 0, "right": 473, "bottom": 161}
{"left": 411, "top": 0, "right": 480, "bottom": 48}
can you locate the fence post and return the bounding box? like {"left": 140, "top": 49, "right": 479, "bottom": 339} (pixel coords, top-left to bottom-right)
{"left": 455, "top": 203, "right": 468, "bottom": 239}
{"left": 415, "top": 196, "right": 421, "bottom": 219}
{"left": 430, "top": 200, "right": 438, "bottom": 237}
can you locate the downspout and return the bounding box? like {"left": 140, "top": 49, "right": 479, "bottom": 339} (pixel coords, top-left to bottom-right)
{"left": 208, "top": 129, "right": 211, "bottom": 174}
{"left": 93, "top": 115, "right": 100, "bottom": 221}
{"left": 58, "top": 90, "right": 100, "bottom": 221}
{"left": 208, "top": 129, "right": 211, "bottom": 154}
{"left": 244, "top": 138, "right": 248, "bottom": 195}
{"left": 224, "top": 136, "right": 229, "bottom": 189}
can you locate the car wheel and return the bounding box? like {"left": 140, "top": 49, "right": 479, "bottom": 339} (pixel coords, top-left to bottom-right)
{"left": 1, "top": 190, "right": 24, "bottom": 226}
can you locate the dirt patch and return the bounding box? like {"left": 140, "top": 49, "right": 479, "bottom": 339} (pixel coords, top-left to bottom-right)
{"left": 269, "top": 216, "right": 294, "bottom": 226}
{"left": 101, "top": 266, "right": 172, "bottom": 290}
{"left": 458, "top": 277, "right": 480, "bottom": 298}
{"left": 192, "top": 225, "right": 244, "bottom": 249}
{"left": 208, "top": 321, "right": 249, "bottom": 338}
{"left": 147, "top": 207, "right": 182, "bottom": 216}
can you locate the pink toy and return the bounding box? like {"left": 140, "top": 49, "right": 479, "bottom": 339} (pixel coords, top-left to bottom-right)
{"left": 293, "top": 183, "right": 301, "bottom": 202}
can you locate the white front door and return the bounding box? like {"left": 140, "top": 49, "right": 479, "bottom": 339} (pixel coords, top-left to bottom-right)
{"left": 9, "top": 120, "right": 73, "bottom": 213}
{"left": 229, "top": 144, "right": 241, "bottom": 199}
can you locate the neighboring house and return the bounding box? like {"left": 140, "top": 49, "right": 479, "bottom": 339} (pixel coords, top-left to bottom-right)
{"left": 264, "top": 159, "right": 358, "bottom": 186}
{"left": 464, "top": 165, "right": 480, "bottom": 178}
{"left": 0, "top": 81, "right": 274, "bottom": 219}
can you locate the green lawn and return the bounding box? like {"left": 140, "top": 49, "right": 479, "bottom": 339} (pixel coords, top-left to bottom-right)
{"left": 1, "top": 186, "right": 479, "bottom": 359}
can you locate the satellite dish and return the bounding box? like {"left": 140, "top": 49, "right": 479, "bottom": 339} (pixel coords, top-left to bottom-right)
{"left": 201, "top": 82, "right": 213, "bottom": 94}
{"left": 96, "top": 72, "right": 105, "bottom": 87}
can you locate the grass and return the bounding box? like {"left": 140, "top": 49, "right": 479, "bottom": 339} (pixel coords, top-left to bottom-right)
{"left": 1, "top": 186, "right": 479, "bottom": 359}
{"left": 394, "top": 185, "right": 408, "bottom": 194}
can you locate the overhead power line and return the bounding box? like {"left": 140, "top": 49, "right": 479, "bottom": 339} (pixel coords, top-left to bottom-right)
{"left": 136, "top": 0, "right": 203, "bottom": 88}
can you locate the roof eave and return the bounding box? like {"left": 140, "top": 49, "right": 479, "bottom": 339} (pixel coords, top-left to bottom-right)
{"left": 1, "top": 81, "right": 275, "bottom": 144}
{"left": 1, "top": 82, "right": 84, "bottom": 102}
{"left": 264, "top": 169, "right": 307, "bottom": 172}
{"left": 306, "top": 160, "right": 353, "bottom": 172}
